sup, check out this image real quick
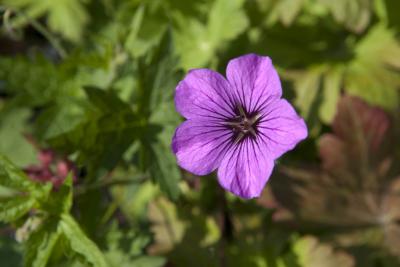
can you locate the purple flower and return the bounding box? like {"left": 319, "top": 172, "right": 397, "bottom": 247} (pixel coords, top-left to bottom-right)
{"left": 172, "top": 54, "right": 307, "bottom": 199}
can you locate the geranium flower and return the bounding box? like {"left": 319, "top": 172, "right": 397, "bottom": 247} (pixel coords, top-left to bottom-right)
{"left": 172, "top": 54, "right": 307, "bottom": 198}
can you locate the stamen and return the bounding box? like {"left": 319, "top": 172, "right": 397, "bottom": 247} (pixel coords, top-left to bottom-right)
{"left": 226, "top": 104, "right": 262, "bottom": 143}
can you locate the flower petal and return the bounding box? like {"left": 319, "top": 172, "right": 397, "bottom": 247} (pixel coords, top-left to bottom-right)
{"left": 217, "top": 139, "right": 274, "bottom": 198}
{"left": 172, "top": 119, "right": 233, "bottom": 175}
{"left": 175, "top": 69, "right": 236, "bottom": 121}
{"left": 226, "top": 54, "right": 282, "bottom": 113}
{"left": 257, "top": 99, "right": 308, "bottom": 159}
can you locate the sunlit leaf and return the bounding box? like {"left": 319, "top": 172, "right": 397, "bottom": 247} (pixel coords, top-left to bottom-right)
{"left": 345, "top": 24, "right": 400, "bottom": 109}
{"left": 318, "top": 0, "right": 372, "bottom": 33}
{"left": 0, "top": 155, "right": 51, "bottom": 223}
{"left": 289, "top": 236, "right": 355, "bottom": 267}
{"left": 319, "top": 67, "right": 343, "bottom": 123}
{"left": 60, "top": 213, "right": 108, "bottom": 267}
{"left": 174, "top": 0, "right": 248, "bottom": 69}
{"left": 259, "top": 0, "right": 306, "bottom": 26}
{"left": 125, "top": 4, "right": 168, "bottom": 58}
{"left": 0, "top": 108, "right": 37, "bottom": 167}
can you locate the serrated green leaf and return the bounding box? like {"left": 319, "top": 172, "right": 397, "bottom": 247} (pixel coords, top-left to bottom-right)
{"left": 34, "top": 101, "right": 85, "bottom": 141}
{"left": 60, "top": 213, "right": 107, "bottom": 267}
{"left": 24, "top": 219, "right": 61, "bottom": 267}
{"left": 0, "top": 155, "right": 36, "bottom": 191}
{"left": 0, "top": 155, "right": 52, "bottom": 223}
{"left": 0, "top": 197, "right": 35, "bottom": 223}
{"left": 48, "top": 87, "right": 144, "bottom": 178}
{"left": 148, "top": 141, "right": 180, "bottom": 200}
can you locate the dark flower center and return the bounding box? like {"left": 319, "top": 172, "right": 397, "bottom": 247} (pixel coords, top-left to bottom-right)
{"left": 224, "top": 104, "right": 262, "bottom": 143}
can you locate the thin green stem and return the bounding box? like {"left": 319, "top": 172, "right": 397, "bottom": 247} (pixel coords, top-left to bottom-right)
{"left": 75, "top": 176, "right": 147, "bottom": 196}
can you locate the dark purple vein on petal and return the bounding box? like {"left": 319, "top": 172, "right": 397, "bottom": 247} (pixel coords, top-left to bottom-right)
{"left": 192, "top": 102, "right": 230, "bottom": 120}
{"left": 195, "top": 75, "right": 236, "bottom": 115}
{"left": 198, "top": 89, "right": 235, "bottom": 117}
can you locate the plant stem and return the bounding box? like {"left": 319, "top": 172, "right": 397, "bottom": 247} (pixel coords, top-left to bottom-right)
{"left": 75, "top": 176, "right": 146, "bottom": 196}
{"left": 217, "top": 186, "right": 233, "bottom": 267}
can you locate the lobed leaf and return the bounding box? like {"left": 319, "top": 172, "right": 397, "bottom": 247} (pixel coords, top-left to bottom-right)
{"left": 174, "top": 0, "right": 248, "bottom": 69}
{"left": 289, "top": 236, "right": 355, "bottom": 267}
{"left": 0, "top": 155, "right": 36, "bottom": 191}
{"left": 267, "top": 95, "right": 400, "bottom": 256}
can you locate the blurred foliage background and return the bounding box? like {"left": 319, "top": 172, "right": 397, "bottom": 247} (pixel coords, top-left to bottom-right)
{"left": 0, "top": 0, "right": 399, "bottom": 266}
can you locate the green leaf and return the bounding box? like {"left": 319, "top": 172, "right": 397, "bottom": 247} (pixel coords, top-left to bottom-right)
{"left": 148, "top": 141, "right": 180, "bottom": 200}
{"left": 24, "top": 219, "right": 61, "bottom": 267}
{"left": 318, "top": 0, "right": 372, "bottom": 33}
{"left": 0, "top": 155, "right": 52, "bottom": 223}
{"left": 42, "top": 174, "right": 73, "bottom": 215}
{"left": 0, "top": 108, "right": 37, "bottom": 167}
{"left": 124, "top": 4, "right": 168, "bottom": 58}
{"left": 261, "top": 0, "right": 306, "bottom": 26}
{"left": 345, "top": 24, "right": 400, "bottom": 109}
{"left": 288, "top": 24, "right": 400, "bottom": 125}
{"left": 60, "top": 213, "right": 108, "bottom": 267}
{"left": 290, "top": 236, "right": 355, "bottom": 267}
{"left": 292, "top": 67, "right": 323, "bottom": 120}
{"left": 48, "top": 87, "right": 144, "bottom": 178}
{"left": 131, "top": 33, "right": 182, "bottom": 199}
{"left": 104, "top": 224, "right": 166, "bottom": 267}
{"left": 174, "top": 0, "right": 248, "bottom": 69}
{"left": 0, "top": 197, "right": 35, "bottom": 223}
{"left": 0, "top": 155, "right": 36, "bottom": 191}
{"left": 174, "top": 17, "right": 212, "bottom": 70}
{"left": 319, "top": 67, "right": 343, "bottom": 123}
{"left": 0, "top": 155, "right": 54, "bottom": 223}
{"left": 207, "top": 0, "right": 249, "bottom": 45}
{"left": 0, "top": 56, "right": 58, "bottom": 107}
